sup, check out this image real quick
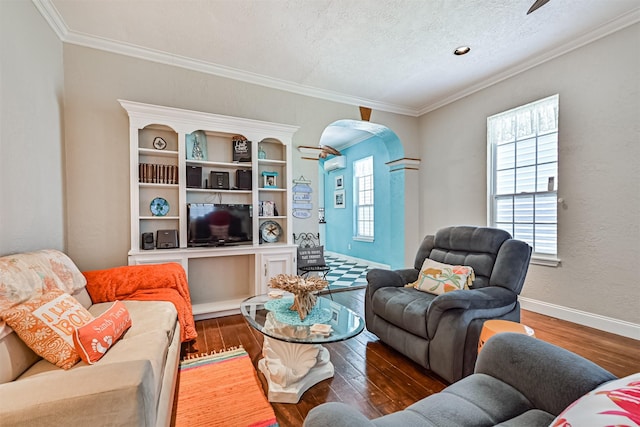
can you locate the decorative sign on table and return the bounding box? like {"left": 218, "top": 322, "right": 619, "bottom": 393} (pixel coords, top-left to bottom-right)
{"left": 297, "top": 246, "right": 325, "bottom": 269}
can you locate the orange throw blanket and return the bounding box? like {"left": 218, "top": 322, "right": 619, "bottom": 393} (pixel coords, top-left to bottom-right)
{"left": 83, "top": 263, "right": 197, "bottom": 343}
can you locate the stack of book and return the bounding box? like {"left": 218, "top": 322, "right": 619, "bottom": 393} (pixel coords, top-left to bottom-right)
{"left": 139, "top": 163, "right": 178, "bottom": 184}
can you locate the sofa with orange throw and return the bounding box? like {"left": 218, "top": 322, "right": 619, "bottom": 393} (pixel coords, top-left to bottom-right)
{"left": 0, "top": 249, "right": 196, "bottom": 426}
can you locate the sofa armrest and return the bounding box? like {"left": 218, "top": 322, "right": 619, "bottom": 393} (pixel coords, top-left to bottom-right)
{"left": 304, "top": 402, "right": 375, "bottom": 427}
{"left": 476, "top": 333, "right": 617, "bottom": 417}
{"left": 490, "top": 238, "right": 532, "bottom": 294}
{"left": 426, "top": 287, "right": 517, "bottom": 337}
{"left": 0, "top": 359, "right": 157, "bottom": 427}
{"left": 365, "top": 268, "right": 407, "bottom": 292}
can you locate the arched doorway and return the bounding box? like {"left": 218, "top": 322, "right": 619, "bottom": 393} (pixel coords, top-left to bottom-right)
{"left": 318, "top": 119, "right": 407, "bottom": 269}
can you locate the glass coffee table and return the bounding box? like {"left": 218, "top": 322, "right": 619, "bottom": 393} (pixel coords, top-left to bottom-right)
{"left": 241, "top": 294, "right": 364, "bottom": 403}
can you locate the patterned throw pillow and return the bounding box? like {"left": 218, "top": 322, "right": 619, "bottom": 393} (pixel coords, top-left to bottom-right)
{"left": 0, "top": 288, "right": 94, "bottom": 369}
{"left": 407, "top": 258, "right": 475, "bottom": 295}
{"left": 0, "top": 249, "right": 87, "bottom": 339}
{"left": 73, "top": 301, "right": 132, "bottom": 364}
{"left": 549, "top": 373, "right": 640, "bottom": 426}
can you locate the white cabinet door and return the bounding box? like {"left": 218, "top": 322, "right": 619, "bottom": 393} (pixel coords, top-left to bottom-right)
{"left": 258, "top": 249, "right": 296, "bottom": 294}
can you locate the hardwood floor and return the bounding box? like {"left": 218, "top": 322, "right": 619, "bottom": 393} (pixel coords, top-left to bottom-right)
{"left": 185, "top": 288, "right": 640, "bottom": 427}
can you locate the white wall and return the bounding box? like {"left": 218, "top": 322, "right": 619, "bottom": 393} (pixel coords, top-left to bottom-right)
{"left": 61, "top": 44, "right": 420, "bottom": 270}
{"left": 419, "top": 23, "right": 640, "bottom": 328}
{"left": 0, "top": 1, "right": 65, "bottom": 256}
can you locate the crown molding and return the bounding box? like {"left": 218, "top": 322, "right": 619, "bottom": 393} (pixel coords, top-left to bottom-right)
{"left": 34, "top": 0, "right": 639, "bottom": 119}
{"left": 33, "top": 1, "right": 416, "bottom": 116}
{"left": 417, "top": 8, "right": 640, "bottom": 115}
{"left": 32, "top": 0, "right": 68, "bottom": 39}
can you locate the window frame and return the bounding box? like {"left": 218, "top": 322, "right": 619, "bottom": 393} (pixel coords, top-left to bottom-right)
{"left": 353, "top": 155, "right": 374, "bottom": 242}
{"left": 487, "top": 94, "right": 560, "bottom": 266}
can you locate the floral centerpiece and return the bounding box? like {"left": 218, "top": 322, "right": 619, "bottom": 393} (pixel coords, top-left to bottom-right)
{"left": 267, "top": 274, "right": 328, "bottom": 320}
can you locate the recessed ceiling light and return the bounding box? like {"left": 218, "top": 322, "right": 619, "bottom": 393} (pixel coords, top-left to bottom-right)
{"left": 454, "top": 46, "right": 471, "bottom": 56}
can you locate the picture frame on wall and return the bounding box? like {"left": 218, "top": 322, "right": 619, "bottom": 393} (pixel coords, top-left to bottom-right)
{"left": 334, "top": 190, "right": 345, "bottom": 209}
{"left": 335, "top": 175, "right": 344, "bottom": 190}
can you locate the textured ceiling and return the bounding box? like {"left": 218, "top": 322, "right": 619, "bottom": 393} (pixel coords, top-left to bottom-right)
{"left": 41, "top": 0, "right": 639, "bottom": 116}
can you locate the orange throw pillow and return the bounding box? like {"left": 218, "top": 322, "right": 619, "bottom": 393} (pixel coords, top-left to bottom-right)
{"left": 0, "top": 288, "right": 94, "bottom": 369}
{"left": 73, "top": 301, "right": 131, "bottom": 364}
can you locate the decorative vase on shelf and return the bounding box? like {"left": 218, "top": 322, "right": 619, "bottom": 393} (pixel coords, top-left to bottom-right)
{"left": 258, "top": 144, "right": 267, "bottom": 159}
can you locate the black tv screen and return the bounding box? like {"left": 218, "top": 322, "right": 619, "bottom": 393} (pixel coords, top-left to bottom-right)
{"left": 187, "top": 203, "right": 253, "bottom": 247}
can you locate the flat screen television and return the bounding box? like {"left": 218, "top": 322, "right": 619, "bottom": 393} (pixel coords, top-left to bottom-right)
{"left": 187, "top": 203, "right": 253, "bottom": 247}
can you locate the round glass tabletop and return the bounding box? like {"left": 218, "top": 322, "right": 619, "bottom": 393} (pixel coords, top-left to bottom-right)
{"left": 241, "top": 294, "right": 364, "bottom": 344}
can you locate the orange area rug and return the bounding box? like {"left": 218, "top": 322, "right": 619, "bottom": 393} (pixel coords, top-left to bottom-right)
{"left": 173, "top": 347, "right": 278, "bottom": 427}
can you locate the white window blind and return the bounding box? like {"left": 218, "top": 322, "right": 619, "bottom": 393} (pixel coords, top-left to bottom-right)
{"left": 354, "top": 156, "right": 374, "bottom": 239}
{"left": 488, "top": 94, "right": 559, "bottom": 257}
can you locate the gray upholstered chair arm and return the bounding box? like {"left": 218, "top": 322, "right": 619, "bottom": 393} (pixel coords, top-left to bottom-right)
{"left": 365, "top": 268, "right": 406, "bottom": 293}
{"left": 477, "top": 333, "right": 617, "bottom": 417}
{"left": 303, "top": 402, "right": 375, "bottom": 427}
{"left": 490, "top": 239, "right": 532, "bottom": 293}
{"left": 395, "top": 268, "right": 419, "bottom": 284}
{"left": 426, "top": 287, "right": 517, "bottom": 338}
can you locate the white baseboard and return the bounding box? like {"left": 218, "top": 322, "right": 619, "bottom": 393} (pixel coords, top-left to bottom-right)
{"left": 519, "top": 296, "right": 640, "bottom": 340}
{"left": 325, "top": 251, "right": 390, "bottom": 270}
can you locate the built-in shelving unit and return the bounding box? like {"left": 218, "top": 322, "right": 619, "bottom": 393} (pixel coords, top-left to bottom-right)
{"left": 121, "top": 100, "right": 299, "bottom": 318}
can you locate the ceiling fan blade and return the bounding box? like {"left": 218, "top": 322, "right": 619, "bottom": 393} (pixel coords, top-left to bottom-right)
{"left": 322, "top": 145, "right": 342, "bottom": 156}
{"left": 527, "top": 0, "right": 551, "bottom": 14}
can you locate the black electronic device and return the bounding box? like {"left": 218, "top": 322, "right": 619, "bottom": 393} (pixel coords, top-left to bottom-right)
{"left": 156, "top": 229, "right": 178, "bottom": 249}
{"left": 186, "top": 166, "right": 202, "bottom": 188}
{"left": 187, "top": 203, "right": 253, "bottom": 247}
{"left": 236, "top": 169, "right": 252, "bottom": 190}
{"left": 210, "top": 171, "right": 230, "bottom": 190}
{"left": 141, "top": 232, "right": 154, "bottom": 250}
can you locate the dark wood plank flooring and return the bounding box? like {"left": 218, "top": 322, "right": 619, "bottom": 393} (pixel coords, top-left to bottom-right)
{"left": 185, "top": 288, "right": 640, "bottom": 427}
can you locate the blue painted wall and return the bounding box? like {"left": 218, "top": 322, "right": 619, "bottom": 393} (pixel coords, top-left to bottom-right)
{"left": 322, "top": 136, "right": 404, "bottom": 268}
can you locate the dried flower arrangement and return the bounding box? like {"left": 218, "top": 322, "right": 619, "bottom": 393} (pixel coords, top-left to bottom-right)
{"left": 267, "top": 274, "right": 328, "bottom": 320}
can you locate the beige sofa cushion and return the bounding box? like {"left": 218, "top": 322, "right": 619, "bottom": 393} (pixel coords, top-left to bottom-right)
{"left": 0, "top": 332, "right": 40, "bottom": 384}
{"left": 0, "top": 359, "right": 157, "bottom": 427}
{"left": 89, "top": 300, "right": 177, "bottom": 343}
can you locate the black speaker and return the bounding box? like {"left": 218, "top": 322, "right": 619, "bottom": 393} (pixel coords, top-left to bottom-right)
{"left": 141, "top": 232, "right": 154, "bottom": 250}
{"left": 187, "top": 166, "right": 202, "bottom": 188}
{"left": 210, "top": 171, "right": 230, "bottom": 190}
{"left": 156, "top": 229, "right": 178, "bottom": 249}
{"left": 236, "top": 170, "right": 252, "bottom": 190}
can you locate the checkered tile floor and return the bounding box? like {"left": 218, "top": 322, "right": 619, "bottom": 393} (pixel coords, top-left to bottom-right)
{"left": 323, "top": 254, "right": 372, "bottom": 290}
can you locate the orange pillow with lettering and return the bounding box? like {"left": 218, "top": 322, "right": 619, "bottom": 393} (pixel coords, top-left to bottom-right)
{"left": 0, "top": 288, "right": 94, "bottom": 369}
{"left": 73, "top": 301, "right": 131, "bottom": 364}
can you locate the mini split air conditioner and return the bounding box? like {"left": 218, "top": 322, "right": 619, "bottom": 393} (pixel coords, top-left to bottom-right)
{"left": 323, "top": 156, "right": 346, "bottom": 171}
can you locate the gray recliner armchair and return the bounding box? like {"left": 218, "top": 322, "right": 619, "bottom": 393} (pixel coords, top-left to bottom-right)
{"left": 365, "top": 226, "right": 532, "bottom": 383}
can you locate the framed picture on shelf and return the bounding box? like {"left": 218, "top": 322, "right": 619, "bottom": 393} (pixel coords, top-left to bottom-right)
{"left": 186, "top": 130, "right": 208, "bottom": 161}
{"left": 262, "top": 201, "right": 275, "bottom": 217}
{"left": 262, "top": 171, "right": 278, "bottom": 188}
{"left": 335, "top": 175, "right": 344, "bottom": 190}
{"left": 334, "top": 190, "right": 345, "bottom": 209}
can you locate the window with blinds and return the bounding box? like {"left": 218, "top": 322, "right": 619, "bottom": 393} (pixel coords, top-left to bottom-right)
{"left": 488, "top": 94, "right": 559, "bottom": 257}
{"left": 354, "top": 156, "right": 374, "bottom": 240}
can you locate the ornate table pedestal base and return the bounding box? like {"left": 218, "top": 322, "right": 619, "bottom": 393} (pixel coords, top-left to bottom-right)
{"left": 258, "top": 336, "right": 334, "bottom": 403}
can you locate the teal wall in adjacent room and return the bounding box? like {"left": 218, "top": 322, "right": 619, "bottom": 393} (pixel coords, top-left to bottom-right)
{"left": 322, "top": 136, "right": 404, "bottom": 269}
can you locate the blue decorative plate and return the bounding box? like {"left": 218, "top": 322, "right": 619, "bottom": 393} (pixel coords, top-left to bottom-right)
{"left": 150, "top": 197, "right": 169, "bottom": 216}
